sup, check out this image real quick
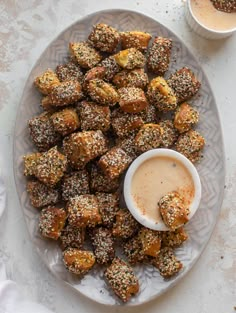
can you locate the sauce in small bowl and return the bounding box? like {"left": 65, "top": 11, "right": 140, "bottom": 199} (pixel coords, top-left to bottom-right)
{"left": 124, "top": 149, "right": 201, "bottom": 231}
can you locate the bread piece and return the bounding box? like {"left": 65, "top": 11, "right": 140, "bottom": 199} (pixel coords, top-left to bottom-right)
{"left": 60, "top": 225, "right": 85, "bottom": 250}
{"left": 83, "top": 66, "right": 107, "bottom": 91}
{"left": 113, "top": 68, "right": 149, "bottom": 89}
{"left": 161, "top": 227, "right": 188, "bottom": 248}
{"left": 99, "top": 56, "right": 121, "bottom": 81}
{"left": 96, "top": 192, "right": 119, "bottom": 228}
{"left": 90, "top": 163, "right": 120, "bottom": 193}
{"left": 34, "top": 68, "right": 60, "bottom": 95}
{"left": 27, "top": 180, "right": 59, "bottom": 208}
{"left": 114, "top": 48, "right": 146, "bottom": 69}
{"left": 112, "top": 208, "right": 140, "bottom": 239}
{"left": 174, "top": 102, "right": 199, "bottom": 133}
{"left": 123, "top": 236, "right": 145, "bottom": 265}
{"left": 210, "top": 0, "right": 236, "bottom": 13}
{"left": 56, "top": 61, "right": 84, "bottom": 83}
{"left": 63, "top": 248, "right": 95, "bottom": 275}
{"left": 159, "top": 120, "right": 178, "bottom": 148}
{"left": 139, "top": 104, "right": 158, "bottom": 124}
{"left": 112, "top": 111, "right": 144, "bottom": 138}
{"left": 23, "top": 152, "right": 41, "bottom": 176}
{"left": 51, "top": 108, "right": 80, "bottom": 136}
{"left": 69, "top": 42, "right": 102, "bottom": 69}
{"left": 118, "top": 87, "right": 148, "bottom": 113}
{"left": 135, "top": 123, "right": 163, "bottom": 153}
{"left": 87, "top": 79, "right": 119, "bottom": 106}
{"left": 120, "top": 31, "right": 152, "bottom": 52}
{"left": 116, "top": 132, "right": 140, "bottom": 161}
{"left": 61, "top": 170, "right": 90, "bottom": 201}
{"left": 138, "top": 227, "right": 161, "bottom": 257}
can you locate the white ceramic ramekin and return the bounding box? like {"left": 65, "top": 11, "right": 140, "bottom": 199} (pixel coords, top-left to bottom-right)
{"left": 123, "top": 149, "right": 202, "bottom": 231}
{"left": 185, "top": 0, "right": 236, "bottom": 40}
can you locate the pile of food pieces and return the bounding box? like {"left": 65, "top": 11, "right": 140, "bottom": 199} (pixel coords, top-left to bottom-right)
{"left": 23, "top": 23, "right": 205, "bottom": 302}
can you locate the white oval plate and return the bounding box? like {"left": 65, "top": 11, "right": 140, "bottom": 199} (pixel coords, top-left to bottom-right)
{"left": 13, "top": 9, "right": 225, "bottom": 306}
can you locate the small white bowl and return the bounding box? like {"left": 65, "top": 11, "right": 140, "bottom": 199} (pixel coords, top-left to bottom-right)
{"left": 123, "top": 149, "right": 202, "bottom": 231}
{"left": 185, "top": 0, "right": 236, "bottom": 40}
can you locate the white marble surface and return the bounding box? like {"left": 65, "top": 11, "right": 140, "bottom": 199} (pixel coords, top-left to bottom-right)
{"left": 0, "top": 0, "right": 235, "bottom": 312}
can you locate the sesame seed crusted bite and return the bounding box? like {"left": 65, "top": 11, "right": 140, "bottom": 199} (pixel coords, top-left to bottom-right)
{"left": 99, "top": 56, "right": 121, "bottom": 81}
{"left": 112, "top": 111, "right": 144, "bottom": 138}
{"left": 69, "top": 41, "right": 102, "bottom": 69}
{"left": 34, "top": 146, "right": 67, "bottom": 187}
{"left": 104, "top": 257, "right": 140, "bottom": 302}
{"left": 116, "top": 132, "right": 140, "bottom": 161}
{"left": 158, "top": 191, "right": 189, "bottom": 231}
{"left": 67, "top": 194, "right": 102, "bottom": 228}
{"left": 138, "top": 227, "right": 162, "bottom": 258}
{"left": 159, "top": 119, "right": 179, "bottom": 148}
{"left": 112, "top": 208, "right": 140, "bottom": 239}
{"left": 113, "top": 48, "right": 146, "bottom": 70}
{"left": 113, "top": 68, "right": 149, "bottom": 90}
{"left": 210, "top": 0, "right": 236, "bottom": 13}
{"left": 123, "top": 236, "right": 145, "bottom": 265}
{"left": 174, "top": 102, "right": 199, "bottom": 133}
{"left": 118, "top": 87, "right": 148, "bottom": 113}
{"left": 39, "top": 206, "right": 67, "bottom": 240}
{"left": 139, "top": 104, "right": 159, "bottom": 124}
{"left": 90, "top": 163, "right": 120, "bottom": 193}
{"left": 60, "top": 225, "right": 85, "bottom": 250}
{"left": 50, "top": 108, "right": 80, "bottom": 136}
{"left": 147, "top": 37, "right": 172, "bottom": 76}
{"left": 98, "top": 147, "right": 132, "bottom": 180}
{"left": 23, "top": 152, "right": 41, "bottom": 176}
{"left": 151, "top": 247, "right": 183, "bottom": 278}
{"left": 56, "top": 61, "right": 84, "bottom": 83}
{"left": 96, "top": 192, "right": 119, "bottom": 228}
{"left": 175, "top": 129, "right": 205, "bottom": 163}
{"left": 63, "top": 248, "right": 96, "bottom": 275}
{"left": 167, "top": 67, "right": 201, "bottom": 103}
{"left": 120, "top": 31, "right": 152, "bottom": 52}
{"left": 90, "top": 227, "right": 115, "bottom": 264}
{"left": 88, "top": 23, "right": 120, "bottom": 53}
{"left": 79, "top": 101, "right": 111, "bottom": 132}
{"left": 27, "top": 180, "right": 60, "bottom": 208}
{"left": 83, "top": 66, "right": 107, "bottom": 91}
{"left": 161, "top": 227, "right": 188, "bottom": 248}
{"left": 63, "top": 130, "right": 108, "bottom": 169}
{"left": 135, "top": 123, "right": 163, "bottom": 153}
{"left": 28, "top": 112, "right": 61, "bottom": 152}
{"left": 147, "top": 77, "right": 177, "bottom": 112}
{"left": 34, "top": 68, "right": 60, "bottom": 95}
{"left": 61, "top": 170, "right": 90, "bottom": 201}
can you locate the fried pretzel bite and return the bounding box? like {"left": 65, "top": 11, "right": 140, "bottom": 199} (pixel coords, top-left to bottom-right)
{"left": 56, "top": 61, "right": 84, "bottom": 83}
{"left": 99, "top": 56, "right": 121, "bottom": 81}
{"left": 83, "top": 66, "right": 107, "bottom": 91}
{"left": 158, "top": 191, "right": 189, "bottom": 230}
{"left": 175, "top": 129, "right": 205, "bottom": 163}
{"left": 167, "top": 67, "right": 201, "bottom": 103}
{"left": 210, "top": 0, "right": 236, "bottom": 13}
{"left": 50, "top": 108, "right": 80, "bottom": 136}
{"left": 104, "top": 257, "right": 139, "bottom": 302}
{"left": 161, "top": 227, "right": 188, "bottom": 248}
{"left": 96, "top": 192, "right": 119, "bottom": 228}
{"left": 118, "top": 87, "right": 148, "bottom": 113}
{"left": 113, "top": 68, "right": 149, "bottom": 90}
{"left": 135, "top": 123, "right": 163, "bottom": 153}
{"left": 123, "top": 236, "right": 145, "bottom": 265}
{"left": 174, "top": 102, "right": 199, "bottom": 133}
{"left": 34, "top": 68, "right": 60, "bottom": 95}
{"left": 114, "top": 48, "right": 146, "bottom": 70}
{"left": 69, "top": 42, "right": 102, "bottom": 69}
{"left": 28, "top": 112, "right": 60, "bottom": 152}
{"left": 27, "top": 180, "right": 60, "bottom": 208}
{"left": 147, "top": 37, "right": 172, "bottom": 75}
{"left": 87, "top": 79, "right": 119, "bottom": 107}
{"left": 90, "top": 163, "right": 120, "bottom": 193}
{"left": 120, "top": 31, "right": 152, "bottom": 52}
{"left": 138, "top": 227, "right": 161, "bottom": 258}
{"left": 112, "top": 112, "right": 144, "bottom": 138}
{"left": 98, "top": 147, "right": 132, "bottom": 180}
{"left": 63, "top": 130, "right": 108, "bottom": 169}
{"left": 61, "top": 170, "right": 90, "bottom": 201}
{"left": 88, "top": 23, "right": 120, "bottom": 53}
{"left": 139, "top": 104, "right": 158, "bottom": 124}
{"left": 60, "top": 225, "right": 85, "bottom": 250}
{"left": 116, "top": 132, "right": 140, "bottom": 161}
{"left": 67, "top": 194, "right": 102, "bottom": 228}
{"left": 147, "top": 77, "right": 177, "bottom": 112}
{"left": 79, "top": 101, "right": 111, "bottom": 132}
{"left": 39, "top": 206, "right": 67, "bottom": 240}
{"left": 159, "top": 120, "right": 178, "bottom": 148}
{"left": 63, "top": 248, "right": 95, "bottom": 275}
{"left": 112, "top": 208, "right": 140, "bottom": 239}
{"left": 23, "top": 152, "right": 41, "bottom": 176}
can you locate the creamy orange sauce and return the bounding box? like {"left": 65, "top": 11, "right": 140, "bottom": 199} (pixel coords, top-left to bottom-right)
{"left": 191, "top": 0, "right": 236, "bottom": 31}
{"left": 131, "top": 156, "right": 195, "bottom": 223}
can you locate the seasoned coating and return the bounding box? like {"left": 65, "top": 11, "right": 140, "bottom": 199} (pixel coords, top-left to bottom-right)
{"left": 159, "top": 120, "right": 178, "bottom": 148}
{"left": 41, "top": 80, "right": 83, "bottom": 107}
{"left": 112, "top": 209, "right": 140, "bottom": 239}
{"left": 98, "top": 147, "right": 132, "bottom": 180}
{"left": 210, "top": 0, "right": 236, "bottom": 13}
{"left": 87, "top": 79, "right": 119, "bottom": 106}
{"left": 123, "top": 236, "right": 145, "bottom": 265}
{"left": 96, "top": 192, "right": 119, "bottom": 228}
{"left": 67, "top": 194, "right": 102, "bottom": 227}
{"left": 120, "top": 31, "right": 152, "bottom": 52}
{"left": 88, "top": 23, "right": 120, "bottom": 53}
{"left": 174, "top": 102, "right": 199, "bottom": 133}
{"left": 104, "top": 257, "right": 139, "bottom": 302}
{"left": 34, "top": 146, "right": 67, "bottom": 187}
{"left": 113, "top": 68, "right": 149, "bottom": 90}
{"left": 158, "top": 191, "right": 189, "bottom": 230}
{"left": 118, "top": 87, "right": 148, "bottom": 113}
{"left": 56, "top": 61, "right": 84, "bottom": 83}
{"left": 61, "top": 170, "right": 90, "bottom": 201}
{"left": 99, "top": 56, "right": 121, "bottom": 81}
{"left": 51, "top": 108, "right": 80, "bottom": 136}
{"left": 161, "top": 227, "right": 188, "bottom": 248}
{"left": 147, "top": 37, "right": 172, "bottom": 75}
{"left": 135, "top": 123, "right": 163, "bottom": 153}
{"left": 138, "top": 227, "right": 161, "bottom": 258}
{"left": 114, "top": 48, "right": 146, "bottom": 70}
{"left": 167, "top": 67, "right": 201, "bottom": 103}
{"left": 27, "top": 180, "right": 59, "bottom": 208}
{"left": 39, "top": 206, "right": 67, "bottom": 240}
{"left": 116, "top": 133, "right": 140, "bottom": 161}
{"left": 60, "top": 225, "right": 85, "bottom": 250}
{"left": 83, "top": 67, "right": 107, "bottom": 91}
{"left": 28, "top": 112, "right": 60, "bottom": 152}
{"left": 147, "top": 77, "right": 177, "bottom": 112}
{"left": 69, "top": 42, "right": 102, "bottom": 69}
{"left": 63, "top": 130, "right": 108, "bottom": 169}
{"left": 112, "top": 112, "right": 144, "bottom": 138}
{"left": 90, "top": 163, "right": 120, "bottom": 193}
{"left": 151, "top": 247, "right": 183, "bottom": 278}
{"left": 175, "top": 129, "right": 205, "bottom": 163}
{"left": 63, "top": 248, "right": 95, "bottom": 275}
{"left": 23, "top": 152, "right": 41, "bottom": 176}
{"left": 90, "top": 227, "right": 115, "bottom": 264}
{"left": 34, "top": 68, "right": 60, "bottom": 95}
{"left": 79, "top": 101, "right": 111, "bottom": 131}
{"left": 139, "top": 104, "right": 158, "bottom": 124}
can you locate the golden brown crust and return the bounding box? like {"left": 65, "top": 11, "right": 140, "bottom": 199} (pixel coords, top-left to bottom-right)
{"left": 111, "top": 111, "right": 144, "bottom": 138}
{"left": 138, "top": 227, "right": 161, "bottom": 258}
{"left": 34, "top": 69, "right": 60, "bottom": 95}
{"left": 60, "top": 225, "right": 85, "bottom": 250}
{"left": 87, "top": 79, "right": 119, "bottom": 106}
{"left": 61, "top": 170, "right": 90, "bottom": 201}
{"left": 116, "top": 132, "right": 140, "bottom": 161}
{"left": 161, "top": 227, "right": 188, "bottom": 248}
{"left": 99, "top": 56, "right": 121, "bottom": 81}
{"left": 69, "top": 42, "right": 102, "bottom": 69}
{"left": 112, "top": 208, "right": 140, "bottom": 239}
{"left": 210, "top": 0, "right": 236, "bottom": 13}
{"left": 135, "top": 123, "right": 163, "bottom": 153}
{"left": 123, "top": 236, "right": 145, "bottom": 265}
{"left": 96, "top": 192, "right": 119, "bottom": 228}
{"left": 174, "top": 102, "right": 199, "bottom": 133}
{"left": 120, "top": 31, "right": 152, "bottom": 52}
{"left": 83, "top": 66, "right": 107, "bottom": 91}
{"left": 113, "top": 68, "right": 149, "bottom": 89}
{"left": 159, "top": 120, "right": 178, "bottom": 148}
{"left": 90, "top": 163, "right": 120, "bottom": 193}
{"left": 56, "top": 61, "right": 84, "bottom": 83}
{"left": 63, "top": 248, "right": 96, "bottom": 275}
{"left": 51, "top": 108, "right": 80, "bottom": 136}
{"left": 23, "top": 152, "right": 41, "bottom": 176}
{"left": 118, "top": 87, "right": 148, "bottom": 113}
{"left": 114, "top": 48, "right": 146, "bottom": 69}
